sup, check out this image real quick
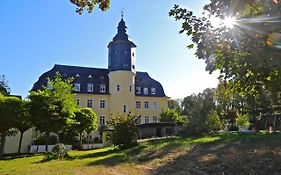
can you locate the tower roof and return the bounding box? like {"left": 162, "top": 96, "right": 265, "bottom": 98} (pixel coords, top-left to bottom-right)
{"left": 113, "top": 18, "right": 129, "bottom": 41}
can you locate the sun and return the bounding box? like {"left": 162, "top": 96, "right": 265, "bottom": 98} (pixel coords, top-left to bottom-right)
{"left": 223, "top": 16, "right": 237, "bottom": 29}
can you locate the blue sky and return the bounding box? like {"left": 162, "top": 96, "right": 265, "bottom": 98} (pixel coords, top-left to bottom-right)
{"left": 0, "top": 0, "right": 218, "bottom": 99}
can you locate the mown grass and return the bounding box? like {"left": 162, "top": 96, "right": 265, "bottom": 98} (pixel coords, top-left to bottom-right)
{"left": 0, "top": 132, "right": 280, "bottom": 175}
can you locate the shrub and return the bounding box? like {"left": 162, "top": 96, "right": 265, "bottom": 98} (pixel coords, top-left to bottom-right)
{"left": 52, "top": 143, "right": 68, "bottom": 160}
{"left": 33, "top": 134, "right": 58, "bottom": 145}
{"left": 236, "top": 114, "right": 250, "bottom": 128}
{"left": 106, "top": 113, "right": 138, "bottom": 149}
{"left": 228, "top": 125, "right": 239, "bottom": 131}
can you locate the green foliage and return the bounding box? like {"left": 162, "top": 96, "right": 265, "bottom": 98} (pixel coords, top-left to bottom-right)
{"left": 69, "top": 0, "right": 110, "bottom": 14}
{"left": 236, "top": 114, "right": 250, "bottom": 128}
{"left": 0, "top": 75, "right": 10, "bottom": 96}
{"left": 72, "top": 108, "right": 98, "bottom": 147}
{"left": 182, "top": 88, "right": 222, "bottom": 134}
{"left": 33, "top": 134, "right": 58, "bottom": 145}
{"left": 0, "top": 95, "right": 23, "bottom": 157}
{"left": 168, "top": 99, "right": 182, "bottom": 114}
{"left": 160, "top": 108, "right": 185, "bottom": 123}
{"left": 206, "top": 110, "right": 223, "bottom": 132}
{"left": 169, "top": 1, "right": 281, "bottom": 123}
{"left": 106, "top": 113, "right": 138, "bottom": 149}
{"left": 29, "top": 72, "right": 77, "bottom": 150}
{"left": 52, "top": 143, "right": 68, "bottom": 160}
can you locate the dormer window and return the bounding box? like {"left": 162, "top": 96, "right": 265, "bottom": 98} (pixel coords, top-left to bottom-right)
{"left": 100, "top": 84, "right": 106, "bottom": 93}
{"left": 151, "top": 88, "right": 156, "bottom": 95}
{"left": 143, "top": 88, "right": 148, "bottom": 95}
{"left": 88, "top": 74, "right": 92, "bottom": 78}
{"left": 87, "top": 84, "right": 93, "bottom": 92}
{"left": 75, "top": 74, "right": 80, "bottom": 77}
{"left": 74, "top": 83, "right": 80, "bottom": 92}
{"left": 136, "top": 87, "right": 141, "bottom": 94}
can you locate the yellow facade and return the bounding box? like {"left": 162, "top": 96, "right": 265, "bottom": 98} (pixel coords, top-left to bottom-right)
{"left": 75, "top": 71, "right": 168, "bottom": 128}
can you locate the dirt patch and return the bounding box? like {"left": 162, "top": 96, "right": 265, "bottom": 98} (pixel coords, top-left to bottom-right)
{"left": 152, "top": 139, "right": 281, "bottom": 175}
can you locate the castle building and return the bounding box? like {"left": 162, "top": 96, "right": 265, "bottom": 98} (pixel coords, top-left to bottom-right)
{"left": 32, "top": 17, "right": 168, "bottom": 131}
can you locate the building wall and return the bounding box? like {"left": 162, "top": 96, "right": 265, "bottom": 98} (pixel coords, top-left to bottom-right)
{"left": 4, "top": 128, "right": 34, "bottom": 154}
{"left": 135, "top": 96, "right": 168, "bottom": 123}
{"left": 108, "top": 71, "right": 136, "bottom": 115}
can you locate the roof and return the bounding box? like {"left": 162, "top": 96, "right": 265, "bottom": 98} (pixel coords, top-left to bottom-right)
{"left": 32, "top": 64, "right": 166, "bottom": 97}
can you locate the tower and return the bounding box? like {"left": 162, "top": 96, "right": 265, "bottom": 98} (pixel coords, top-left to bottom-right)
{"left": 108, "top": 17, "right": 137, "bottom": 115}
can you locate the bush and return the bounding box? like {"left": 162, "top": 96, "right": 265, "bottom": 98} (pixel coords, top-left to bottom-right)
{"left": 228, "top": 125, "right": 239, "bottom": 131}
{"left": 33, "top": 134, "right": 58, "bottom": 145}
{"left": 106, "top": 113, "right": 138, "bottom": 149}
{"left": 52, "top": 143, "right": 68, "bottom": 160}
{"left": 236, "top": 114, "right": 250, "bottom": 128}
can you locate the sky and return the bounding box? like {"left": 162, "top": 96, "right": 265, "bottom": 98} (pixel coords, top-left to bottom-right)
{"left": 0, "top": 0, "right": 218, "bottom": 99}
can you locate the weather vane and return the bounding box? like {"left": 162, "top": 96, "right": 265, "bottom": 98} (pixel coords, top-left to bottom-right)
{"left": 121, "top": 8, "right": 124, "bottom": 18}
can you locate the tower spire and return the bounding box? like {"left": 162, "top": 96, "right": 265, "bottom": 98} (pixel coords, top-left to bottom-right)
{"left": 121, "top": 8, "right": 124, "bottom": 19}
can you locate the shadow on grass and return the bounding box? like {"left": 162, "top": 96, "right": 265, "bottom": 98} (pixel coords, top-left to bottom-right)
{"left": 1, "top": 153, "right": 40, "bottom": 160}
{"left": 153, "top": 132, "right": 281, "bottom": 175}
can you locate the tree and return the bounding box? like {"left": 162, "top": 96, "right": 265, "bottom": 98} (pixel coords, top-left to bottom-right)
{"left": 160, "top": 108, "right": 185, "bottom": 124}
{"left": 0, "top": 95, "right": 22, "bottom": 158}
{"left": 73, "top": 108, "right": 98, "bottom": 148}
{"left": 29, "top": 72, "right": 77, "bottom": 151}
{"left": 0, "top": 75, "right": 10, "bottom": 96}
{"left": 14, "top": 100, "right": 32, "bottom": 153}
{"left": 181, "top": 88, "right": 219, "bottom": 134}
{"left": 168, "top": 99, "right": 182, "bottom": 114}
{"left": 169, "top": 1, "right": 281, "bottom": 111}
{"left": 106, "top": 113, "right": 138, "bottom": 149}
{"left": 69, "top": 0, "right": 110, "bottom": 14}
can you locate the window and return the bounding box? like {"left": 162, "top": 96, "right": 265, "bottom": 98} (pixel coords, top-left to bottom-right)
{"left": 151, "top": 88, "right": 156, "bottom": 95}
{"left": 117, "top": 84, "right": 120, "bottom": 91}
{"left": 99, "top": 116, "right": 105, "bottom": 126}
{"left": 76, "top": 99, "right": 80, "bottom": 106}
{"left": 132, "top": 65, "right": 135, "bottom": 69}
{"left": 144, "top": 101, "right": 149, "bottom": 109}
{"left": 136, "top": 87, "right": 141, "bottom": 94}
{"left": 153, "top": 101, "right": 157, "bottom": 110}
{"left": 123, "top": 105, "right": 127, "bottom": 113}
{"left": 153, "top": 116, "right": 157, "bottom": 123}
{"left": 100, "top": 100, "right": 106, "bottom": 108}
{"left": 132, "top": 52, "right": 135, "bottom": 57}
{"left": 87, "top": 99, "right": 93, "bottom": 108}
{"left": 74, "top": 83, "right": 80, "bottom": 92}
{"left": 87, "top": 84, "right": 93, "bottom": 92}
{"left": 136, "top": 101, "right": 141, "bottom": 109}
{"left": 100, "top": 84, "right": 106, "bottom": 93}
{"left": 143, "top": 88, "right": 148, "bottom": 95}
{"left": 145, "top": 116, "right": 149, "bottom": 123}
{"left": 129, "top": 85, "right": 132, "bottom": 92}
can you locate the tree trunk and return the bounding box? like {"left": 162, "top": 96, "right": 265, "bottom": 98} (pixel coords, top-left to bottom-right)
{"left": 18, "top": 131, "right": 24, "bottom": 153}
{"left": 80, "top": 131, "right": 83, "bottom": 149}
{"left": 45, "top": 131, "right": 50, "bottom": 152}
{"left": 0, "top": 131, "right": 7, "bottom": 159}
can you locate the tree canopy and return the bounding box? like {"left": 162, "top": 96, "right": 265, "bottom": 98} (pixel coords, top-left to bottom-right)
{"left": 0, "top": 96, "right": 22, "bottom": 158}
{"left": 73, "top": 108, "right": 98, "bottom": 147}
{"left": 169, "top": 1, "right": 281, "bottom": 97}
{"left": 69, "top": 0, "right": 110, "bottom": 14}
{"left": 29, "top": 72, "right": 77, "bottom": 151}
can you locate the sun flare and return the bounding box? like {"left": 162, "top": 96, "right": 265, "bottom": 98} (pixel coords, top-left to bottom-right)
{"left": 223, "top": 16, "right": 237, "bottom": 29}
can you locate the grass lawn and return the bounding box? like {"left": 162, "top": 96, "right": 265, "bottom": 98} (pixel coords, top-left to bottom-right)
{"left": 1, "top": 132, "right": 281, "bottom": 175}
